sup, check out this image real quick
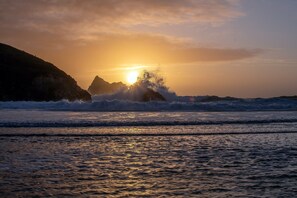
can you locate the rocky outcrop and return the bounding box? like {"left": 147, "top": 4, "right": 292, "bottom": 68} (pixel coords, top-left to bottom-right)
{"left": 199, "top": 95, "right": 241, "bottom": 102}
{"left": 127, "top": 85, "right": 166, "bottom": 102}
{"left": 0, "top": 43, "right": 91, "bottom": 101}
{"left": 88, "top": 76, "right": 166, "bottom": 102}
{"left": 88, "top": 76, "right": 127, "bottom": 95}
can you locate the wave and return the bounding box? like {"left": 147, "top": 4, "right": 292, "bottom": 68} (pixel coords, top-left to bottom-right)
{"left": 1, "top": 98, "right": 297, "bottom": 112}
{"left": 1, "top": 118, "right": 297, "bottom": 128}
{"left": 1, "top": 131, "right": 297, "bottom": 137}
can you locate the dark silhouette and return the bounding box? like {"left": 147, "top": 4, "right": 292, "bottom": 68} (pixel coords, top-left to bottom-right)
{"left": 88, "top": 75, "right": 166, "bottom": 102}
{"left": 0, "top": 43, "right": 91, "bottom": 101}
{"left": 276, "top": 95, "right": 297, "bottom": 100}
{"left": 88, "top": 76, "right": 126, "bottom": 95}
{"left": 128, "top": 84, "right": 166, "bottom": 102}
{"left": 199, "top": 95, "right": 242, "bottom": 102}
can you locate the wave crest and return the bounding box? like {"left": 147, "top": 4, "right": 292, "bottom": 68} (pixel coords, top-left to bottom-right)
{"left": 0, "top": 98, "right": 297, "bottom": 111}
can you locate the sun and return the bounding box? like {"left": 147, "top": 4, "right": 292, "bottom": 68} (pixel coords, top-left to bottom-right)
{"left": 126, "top": 71, "right": 139, "bottom": 85}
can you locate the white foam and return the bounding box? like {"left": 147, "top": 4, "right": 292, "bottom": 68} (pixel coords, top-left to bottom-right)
{"left": 0, "top": 98, "right": 297, "bottom": 111}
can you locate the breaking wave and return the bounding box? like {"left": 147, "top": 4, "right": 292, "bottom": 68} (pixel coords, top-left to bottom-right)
{"left": 0, "top": 98, "right": 297, "bottom": 112}
{"left": 1, "top": 69, "right": 296, "bottom": 112}
{"left": 91, "top": 70, "right": 178, "bottom": 101}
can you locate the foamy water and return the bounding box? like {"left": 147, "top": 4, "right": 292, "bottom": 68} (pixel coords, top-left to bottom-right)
{"left": 1, "top": 98, "right": 297, "bottom": 112}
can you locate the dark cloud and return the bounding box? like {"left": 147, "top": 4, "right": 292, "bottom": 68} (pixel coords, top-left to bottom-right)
{"left": 0, "top": 0, "right": 260, "bottom": 85}
{"left": 0, "top": 0, "right": 258, "bottom": 65}
{"left": 169, "top": 47, "right": 262, "bottom": 63}
{"left": 15, "top": 33, "right": 260, "bottom": 66}
{"left": 84, "top": 34, "right": 260, "bottom": 64}
{"left": 0, "top": 0, "right": 242, "bottom": 39}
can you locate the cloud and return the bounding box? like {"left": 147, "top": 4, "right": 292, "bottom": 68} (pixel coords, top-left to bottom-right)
{"left": 27, "top": 33, "right": 260, "bottom": 66}
{"left": 94, "top": 34, "right": 261, "bottom": 64}
{"left": 169, "top": 47, "right": 262, "bottom": 63}
{"left": 0, "top": 0, "right": 259, "bottom": 73}
{"left": 0, "top": 0, "right": 243, "bottom": 40}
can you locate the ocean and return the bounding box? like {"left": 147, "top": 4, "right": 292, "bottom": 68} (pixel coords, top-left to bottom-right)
{"left": 1, "top": 101, "right": 297, "bottom": 197}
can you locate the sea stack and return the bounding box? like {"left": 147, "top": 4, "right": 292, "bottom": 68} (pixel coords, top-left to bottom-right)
{"left": 88, "top": 75, "right": 127, "bottom": 95}
{"left": 88, "top": 75, "right": 166, "bottom": 102}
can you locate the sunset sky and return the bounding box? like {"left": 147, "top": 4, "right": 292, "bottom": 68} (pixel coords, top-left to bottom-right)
{"left": 1, "top": 0, "right": 297, "bottom": 97}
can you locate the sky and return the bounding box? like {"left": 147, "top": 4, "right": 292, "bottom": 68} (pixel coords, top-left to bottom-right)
{"left": 1, "top": 0, "right": 297, "bottom": 97}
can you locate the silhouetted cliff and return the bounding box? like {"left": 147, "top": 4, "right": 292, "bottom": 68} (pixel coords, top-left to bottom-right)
{"left": 0, "top": 43, "right": 91, "bottom": 101}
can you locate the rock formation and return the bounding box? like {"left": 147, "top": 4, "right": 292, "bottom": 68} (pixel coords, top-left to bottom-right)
{"left": 88, "top": 76, "right": 126, "bottom": 95}
{"left": 0, "top": 43, "right": 91, "bottom": 101}
{"left": 88, "top": 75, "right": 166, "bottom": 102}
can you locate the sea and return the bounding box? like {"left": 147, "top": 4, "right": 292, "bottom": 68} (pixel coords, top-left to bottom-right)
{"left": 0, "top": 100, "right": 297, "bottom": 197}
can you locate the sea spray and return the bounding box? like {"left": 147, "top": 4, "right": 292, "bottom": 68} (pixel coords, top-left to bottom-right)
{"left": 92, "top": 70, "right": 177, "bottom": 101}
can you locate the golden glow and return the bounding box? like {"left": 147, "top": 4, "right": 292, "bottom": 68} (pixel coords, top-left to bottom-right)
{"left": 126, "top": 71, "right": 139, "bottom": 84}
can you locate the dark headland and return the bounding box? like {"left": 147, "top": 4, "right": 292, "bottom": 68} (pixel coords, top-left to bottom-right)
{"left": 0, "top": 43, "right": 91, "bottom": 101}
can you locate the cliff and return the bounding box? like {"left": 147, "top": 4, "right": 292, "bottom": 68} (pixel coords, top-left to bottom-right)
{"left": 0, "top": 43, "right": 91, "bottom": 101}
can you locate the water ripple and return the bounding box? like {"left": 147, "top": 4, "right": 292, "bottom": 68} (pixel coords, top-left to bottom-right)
{"left": 1, "top": 134, "right": 297, "bottom": 197}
